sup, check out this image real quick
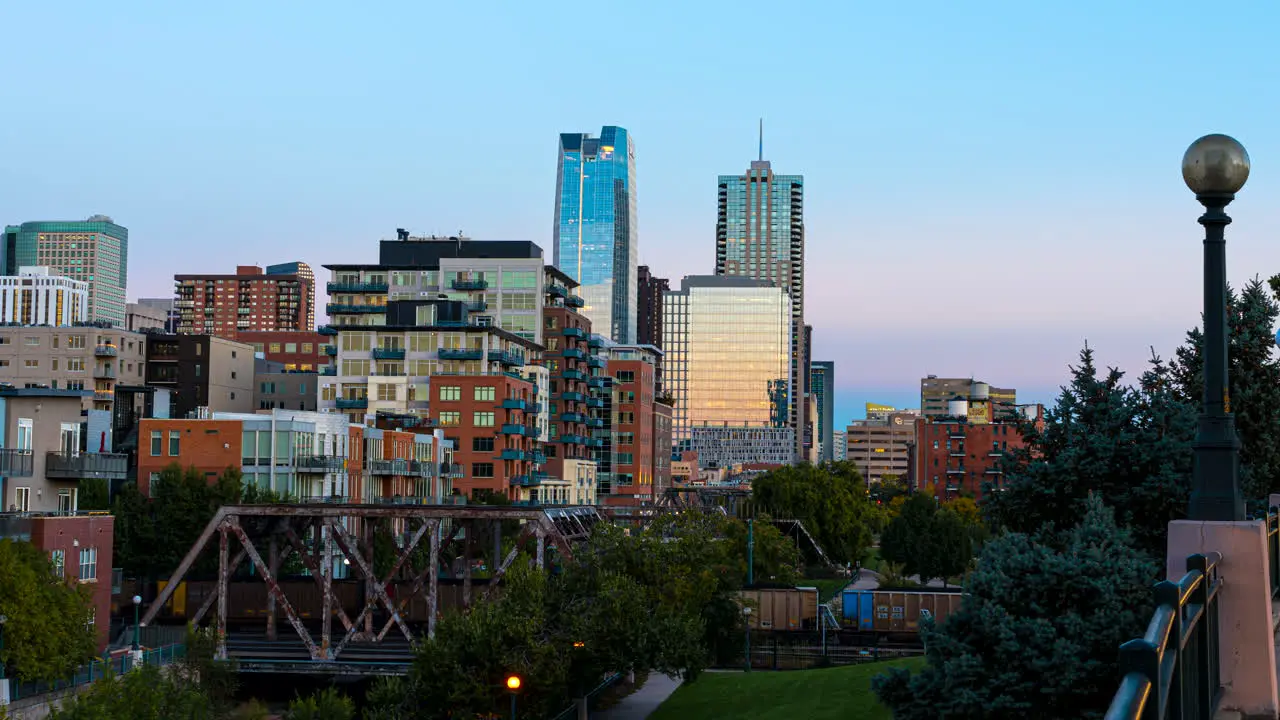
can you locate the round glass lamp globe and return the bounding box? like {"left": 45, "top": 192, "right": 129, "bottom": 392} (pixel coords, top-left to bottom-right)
{"left": 506, "top": 675, "right": 521, "bottom": 691}
{"left": 1182, "top": 134, "right": 1250, "bottom": 195}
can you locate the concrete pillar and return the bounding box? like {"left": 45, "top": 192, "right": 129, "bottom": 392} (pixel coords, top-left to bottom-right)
{"left": 1167, "top": 519, "right": 1278, "bottom": 718}
{"left": 0, "top": 677, "right": 10, "bottom": 706}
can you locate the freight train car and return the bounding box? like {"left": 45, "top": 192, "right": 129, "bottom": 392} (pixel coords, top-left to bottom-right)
{"left": 737, "top": 587, "right": 820, "bottom": 631}
{"left": 841, "top": 589, "right": 963, "bottom": 632}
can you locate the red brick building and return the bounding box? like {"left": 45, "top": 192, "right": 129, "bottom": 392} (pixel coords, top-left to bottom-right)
{"left": 606, "top": 350, "right": 656, "bottom": 504}
{"left": 174, "top": 263, "right": 315, "bottom": 339}
{"left": 137, "top": 419, "right": 243, "bottom": 495}
{"left": 27, "top": 514, "right": 115, "bottom": 650}
{"left": 238, "top": 330, "right": 332, "bottom": 369}
{"left": 428, "top": 374, "right": 538, "bottom": 500}
{"left": 913, "top": 406, "right": 1043, "bottom": 501}
{"left": 541, "top": 288, "right": 596, "bottom": 488}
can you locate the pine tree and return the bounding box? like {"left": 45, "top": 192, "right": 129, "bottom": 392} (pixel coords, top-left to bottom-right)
{"left": 873, "top": 497, "right": 1158, "bottom": 719}
{"left": 985, "top": 345, "right": 1194, "bottom": 554}
{"left": 1171, "top": 278, "right": 1280, "bottom": 501}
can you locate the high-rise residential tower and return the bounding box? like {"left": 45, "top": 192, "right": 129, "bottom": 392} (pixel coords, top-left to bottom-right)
{"left": 662, "top": 276, "right": 793, "bottom": 459}
{"left": 715, "top": 153, "right": 805, "bottom": 457}
{"left": 3, "top": 217, "right": 129, "bottom": 326}
{"left": 810, "top": 361, "right": 835, "bottom": 462}
{"left": 174, "top": 263, "right": 314, "bottom": 339}
{"left": 636, "top": 265, "right": 667, "bottom": 349}
{"left": 553, "top": 126, "right": 638, "bottom": 344}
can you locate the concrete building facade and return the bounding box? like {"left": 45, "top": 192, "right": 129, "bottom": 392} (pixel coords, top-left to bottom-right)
{"left": 689, "top": 425, "right": 796, "bottom": 468}
{"left": 2, "top": 217, "right": 128, "bottom": 326}
{"left": 254, "top": 357, "right": 317, "bottom": 412}
{"left": 174, "top": 263, "right": 315, "bottom": 338}
{"left": 0, "top": 325, "right": 147, "bottom": 412}
{"left": 144, "top": 334, "right": 255, "bottom": 418}
{"left": 0, "top": 267, "right": 88, "bottom": 326}
{"left": 846, "top": 411, "right": 917, "bottom": 485}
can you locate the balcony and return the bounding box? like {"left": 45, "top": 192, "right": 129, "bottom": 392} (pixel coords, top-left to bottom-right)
{"left": 0, "top": 450, "right": 34, "bottom": 477}
{"left": 587, "top": 355, "right": 606, "bottom": 369}
{"left": 368, "top": 459, "right": 409, "bottom": 476}
{"left": 450, "top": 278, "right": 488, "bottom": 291}
{"left": 546, "top": 283, "right": 568, "bottom": 298}
{"left": 320, "top": 366, "right": 337, "bottom": 376}
{"left": 501, "top": 398, "right": 530, "bottom": 411}
{"left": 499, "top": 449, "right": 529, "bottom": 461}
{"left": 372, "top": 348, "right": 406, "bottom": 360}
{"left": 324, "top": 345, "right": 337, "bottom": 356}
{"left": 560, "top": 413, "right": 586, "bottom": 424}
{"left": 326, "top": 304, "right": 386, "bottom": 315}
{"left": 295, "top": 455, "right": 344, "bottom": 472}
{"left": 318, "top": 325, "right": 338, "bottom": 336}
{"left": 93, "top": 367, "right": 116, "bottom": 380}
{"left": 44, "top": 452, "right": 128, "bottom": 480}
{"left": 501, "top": 424, "right": 530, "bottom": 437}
{"left": 488, "top": 349, "right": 526, "bottom": 366}
{"left": 335, "top": 398, "right": 369, "bottom": 410}
{"left": 587, "top": 334, "right": 604, "bottom": 348}
{"left": 438, "top": 348, "right": 484, "bottom": 361}
{"left": 327, "top": 281, "right": 389, "bottom": 293}
{"left": 561, "top": 391, "right": 586, "bottom": 403}
{"left": 588, "top": 376, "right": 606, "bottom": 389}
{"left": 407, "top": 460, "right": 432, "bottom": 476}
{"left": 443, "top": 463, "right": 464, "bottom": 478}
{"left": 532, "top": 452, "right": 547, "bottom": 464}
{"left": 510, "top": 474, "right": 540, "bottom": 487}
{"left": 565, "top": 295, "right": 585, "bottom": 309}
{"left": 587, "top": 418, "right": 604, "bottom": 428}
{"left": 94, "top": 345, "right": 118, "bottom": 357}
{"left": 587, "top": 397, "right": 604, "bottom": 408}
{"left": 466, "top": 301, "right": 488, "bottom": 313}
{"left": 562, "top": 327, "right": 587, "bottom": 339}
{"left": 93, "top": 390, "right": 115, "bottom": 401}
{"left": 556, "top": 434, "right": 586, "bottom": 445}
{"left": 561, "top": 369, "right": 585, "bottom": 381}
{"left": 562, "top": 348, "right": 585, "bottom": 360}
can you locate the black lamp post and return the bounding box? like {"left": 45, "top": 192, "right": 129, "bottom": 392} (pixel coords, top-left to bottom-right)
{"left": 1182, "top": 133, "right": 1251, "bottom": 521}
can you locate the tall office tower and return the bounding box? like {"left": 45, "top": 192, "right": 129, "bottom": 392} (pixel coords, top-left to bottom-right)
{"left": 662, "top": 276, "right": 793, "bottom": 459}
{"left": 174, "top": 263, "right": 313, "bottom": 339}
{"left": 553, "top": 126, "right": 638, "bottom": 343}
{"left": 0, "top": 267, "right": 89, "bottom": 326}
{"left": 266, "top": 262, "right": 316, "bottom": 329}
{"left": 810, "top": 361, "right": 835, "bottom": 462}
{"left": 636, "top": 265, "right": 667, "bottom": 349}
{"left": 3, "top": 217, "right": 128, "bottom": 326}
{"left": 715, "top": 153, "right": 804, "bottom": 457}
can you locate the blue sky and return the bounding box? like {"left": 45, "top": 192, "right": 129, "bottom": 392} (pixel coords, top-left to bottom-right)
{"left": 3, "top": 1, "right": 1280, "bottom": 424}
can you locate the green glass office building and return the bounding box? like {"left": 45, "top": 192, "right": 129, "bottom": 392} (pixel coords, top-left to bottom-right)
{"left": 3, "top": 216, "right": 128, "bottom": 326}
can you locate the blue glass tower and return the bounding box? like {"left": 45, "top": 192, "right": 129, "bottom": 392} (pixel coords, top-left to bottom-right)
{"left": 553, "top": 126, "right": 638, "bottom": 343}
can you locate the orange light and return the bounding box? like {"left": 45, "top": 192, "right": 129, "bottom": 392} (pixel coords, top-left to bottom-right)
{"left": 506, "top": 675, "right": 522, "bottom": 691}
{"left": 573, "top": 641, "right": 585, "bottom": 648}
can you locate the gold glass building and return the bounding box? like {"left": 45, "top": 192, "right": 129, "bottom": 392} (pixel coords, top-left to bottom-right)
{"left": 662, "top": 276, "right": 793, "bottom": 455}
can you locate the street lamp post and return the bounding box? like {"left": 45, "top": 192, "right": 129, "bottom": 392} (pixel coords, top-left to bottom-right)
{"left": 742, "top": 606, "right": 752, "bottom": 672}
{"left": 505, "top": 674, "right": 521, "bottom": 720}
{"left": 1182, "top": 134, "right": 1251, "bottom": 521}
{"left": 131, "top": 595, "right": 143, "bottom": 667}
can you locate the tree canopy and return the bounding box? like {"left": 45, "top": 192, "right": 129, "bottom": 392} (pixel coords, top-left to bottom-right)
{"left": 874, "top": 496, "right": 1158, "bottom": 719}
{"left": 749, "top": 461, "right": 876, "bottom": 565}
{"left": 879, "top": 493, "right": 976, "bottom": 586}
{"left": 0, "top": 539, "right": 97, "bottom": 682}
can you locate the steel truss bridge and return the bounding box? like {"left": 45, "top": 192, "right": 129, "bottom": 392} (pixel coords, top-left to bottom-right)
{"left": 139, "top": 503, "right": 602, "bottom": 675}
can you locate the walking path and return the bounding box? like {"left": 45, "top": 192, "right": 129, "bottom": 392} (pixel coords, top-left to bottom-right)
{"left": 591, "top": 673, "right": 684, "bottom": 720}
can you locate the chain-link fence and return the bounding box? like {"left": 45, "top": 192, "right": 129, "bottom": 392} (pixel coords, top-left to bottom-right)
{"left": 9, "top": 643, "right": 186, "bottom": 701}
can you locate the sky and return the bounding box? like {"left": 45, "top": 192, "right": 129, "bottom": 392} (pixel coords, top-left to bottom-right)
{"left": 3, "top": 1, "right": 1280, "bottom": 426}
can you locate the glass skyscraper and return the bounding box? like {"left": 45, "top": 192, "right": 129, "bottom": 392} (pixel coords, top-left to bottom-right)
{"left": 810, "top": 361, "right": 835, "bottom": 462}
{"left": 716, "top": 159, "right": 805, "bottom": 457}
{"left": 3, "top": 216, "right": 128, "bottom": 327}
{"left": 662, "top": 276, "right": 793, "bottom": 456}
{"left": 553, "top": 126, "right": 638, "bottom": 343}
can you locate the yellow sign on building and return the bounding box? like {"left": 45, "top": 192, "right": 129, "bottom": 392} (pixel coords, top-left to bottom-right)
{"left": 967, "top": 402, "right": 990, "bottom": 424}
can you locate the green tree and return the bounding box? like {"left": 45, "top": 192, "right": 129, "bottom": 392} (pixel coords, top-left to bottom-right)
{"left": 721, "top": 516, "right": 801, "bottom": 586}
{"left": 0, "top": 539, "right": 96, "bottom": 682}
{"left": 879, "top": 494, "right": 973, "bottom": 585}
{"left": 50, "top": 663, "right": 211, "bottom": 720}
{"left": 1173, "top": 278, "right": 1280, "bottom": 501}
{"left": 78, "top": 478, "right": 111, "bottom": 511}
{"left": 985, "top": 346, "right": 1195, "bottom": 554}
{"left": 873, "top": 497, "right": 1158, "bottom": 719}
{"left": 283, "top": 688, "right": 355, "bottom": 720}
{"left": 750, "top": 462, "right": 876, "bottom": 565}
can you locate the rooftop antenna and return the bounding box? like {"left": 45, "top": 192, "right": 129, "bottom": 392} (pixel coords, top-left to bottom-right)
{"left": 758, "top": 118, "right": 763, "bottom": 161}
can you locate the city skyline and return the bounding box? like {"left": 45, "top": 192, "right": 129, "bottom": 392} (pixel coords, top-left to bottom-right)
{"left": 5, "top": 1, "right": 1278, "bottom": 426}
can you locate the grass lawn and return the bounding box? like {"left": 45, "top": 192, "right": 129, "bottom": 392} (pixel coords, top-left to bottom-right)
{"left": 649, "top": 657, "right": 925, "bottom": 720}
{"left": 803, "top": 578, "right": 851, "bottom": 602}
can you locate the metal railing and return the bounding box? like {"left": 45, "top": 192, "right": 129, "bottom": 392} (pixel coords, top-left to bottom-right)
{"left": 548, "top": 673, "right": 622, "bottom": 720}
{"left": 1267, "top": 506, "right": 1279, "bottom": 600}
{"left": 1104, "top": 552, "right": 1222, "bottom": 720}
{"left": 45, "top": 451, "right": 129, "bottom": 480}
{"left": 10, "top": 644, "right": 186, "bottom": 700}
{"left": 0, "top": 448, "right": 34, "bottom": 477}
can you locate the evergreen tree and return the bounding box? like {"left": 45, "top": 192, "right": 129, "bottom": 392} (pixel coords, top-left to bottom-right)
{"left": 880, "top": 493, "right": 976, "bottom": 585}
{"left": 873, "top": 497, "right": 1158, "bottom": 719}
{"left": 985, "top": 345, "right": 1194, "bottom": 554}
{"left": 1171, "top": 278, "right": 1280, "bottom": 501}
{"left": 0, "top": 539, "right": 97, "bottom": 682}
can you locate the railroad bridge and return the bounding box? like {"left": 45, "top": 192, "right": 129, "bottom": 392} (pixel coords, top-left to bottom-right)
{"left": 140, "top": 503, "right": 602, "bottom": 675}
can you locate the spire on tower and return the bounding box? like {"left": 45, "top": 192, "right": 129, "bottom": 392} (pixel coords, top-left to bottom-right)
{"left": 758, "top": 118, "right": 764, "bottom": 161}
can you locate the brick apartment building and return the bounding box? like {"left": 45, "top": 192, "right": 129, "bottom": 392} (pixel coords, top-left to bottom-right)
{"left": 913, "top": 404, "right": 1044, "bottom": 500}
{"left": 604, "top": 345, "right": 659, "bottom": 505}
{"left": 174, "top": 263, "right": 315, "bottom": 339}
{"left": 541, "top": 283, "right": 605, "bottom": 496}
{"left": 238, "top": 330, "right": 332, "bottom": 370}
{"left": 427, "top": 374, "right": 539, "bottom": 501}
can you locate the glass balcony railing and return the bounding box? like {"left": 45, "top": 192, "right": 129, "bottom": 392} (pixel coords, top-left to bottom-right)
{"left": 326, "top": 304, "right": 385, "bottom": 315}
{"left": 44, "top": 452, "right": 128, "bottom": 480}
{"left": 320, "top": 366, "right": 337, "bottom": 376}
{"left": 500, "top": 449, "right": 529, "bottom": 461}
{"left": 439, "top": 348, "right": 484, "bottom": 361}
{"left": 327, "top": 281, "right": 389, "bottom": 293}
{"left": 371, "top": 348, "right": 406, "bottom": 360}
{"left": 562, "top": 348, "right": 585, "bottom": 360}
{"left": 488, "top": 350, "right": 525, "bottom": 366}
{"left": 587, "top": 355, "right": 606, "bottom": 368}
{"left": 560, "top": 413, "right": 586, "bottom": 424}
{"left": 94, "top": 345, "right": 118, "bottom": 357}
{"left": 565, "top": 295, "right": 585, "bottom": 309}
{"left": 501, "top": 424, "right": 530, "bottom": 436}
{"left": 546, "top": 283, "right": 568, "bottom": 298}
{"left": 324, "top": 345, "right": 338, "bottom": 356}
{"left": 0, "top": 450, "right": 34, "bottom": 477}
{"left": 335, "top": 398, "right": 368, "bottom": 410}
{"left": 562, "top": 327, "right": 587, "bottom": 339}
{"left": 501, "top": 398, "right": 530, "bottom": 411}
{"left": 561, "top": 392, "right": 586, "bottom": 403}
{"left": 561, "top": 369, "right": 585, "bottom": 381}
{"left": 295, "top": 455, "right": 344, "bottom": 472}
{"left": 450, "top": 278, "right": 489, "bottom": 291}
{"left": 317, "top": 325, "right": 338, "bottom": 336}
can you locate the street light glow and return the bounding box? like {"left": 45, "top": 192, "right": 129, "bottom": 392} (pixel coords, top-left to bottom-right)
{"left": 506, "top": 675, "right": 522, "bottom": 691}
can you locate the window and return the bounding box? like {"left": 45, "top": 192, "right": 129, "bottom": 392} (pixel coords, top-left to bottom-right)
{"left": 438, "top": 411, "right": 461, "bottom": 426}
{"left": 17, "top": 419, "right": 32, "bottom": 451}
{"left": 51, "top": 549, "right": 65, "bottom": 577}
{"left": 617, "top": 432, "right": 635, "bottom": 445}
{"left": 617, "top": 453, "right": 635, "bottom": 465}
{"left": 285, "top": 343, "right": 297, "bottom": 353}
{"left": 13, "top": 487, "right": 30, "bottom": 512}
{"left": 615, "top": 370, "right": 635, "bottom": 383}
{"left": 302, "top": 343, "right": 313, "bottom": 353}
{"left": 231, "top": 371, "right": 237, "bottom": 379}
{"left": 377, "top": 384, "right": 396, "bottom": 401}
{"left": 473, "top": 386, "right": 495, "bottom": 402}
{"left": 24, "top": 336, "right": 39, "bottom": 346}
{"left": 23, "top": 359, "right": 38, "bottom": 368}
{"left": 150, "top": 430, "right": 162, "bottom": 456}
{"left": 438, "top": 386, "right": 461, "bottom": 401}
{"left": 168, "top": 430, "right": 181, "bottom": 456}
{"left": 471, "top": 463, "right": 494, "bottom": 478}
{"left": 78, "top": 547, "right": 98, "bottom": 581}
{"left": 67, "top": 357, "right": 85, "bottom": 372}
{"left": 472, "top": 437, "right": 495, "bottom": 452}
{"left": 269, "top": 343, "right": 282, "bottom": 353}
{"left": 472, "top": 412, "right": 495, "bottom": 427}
